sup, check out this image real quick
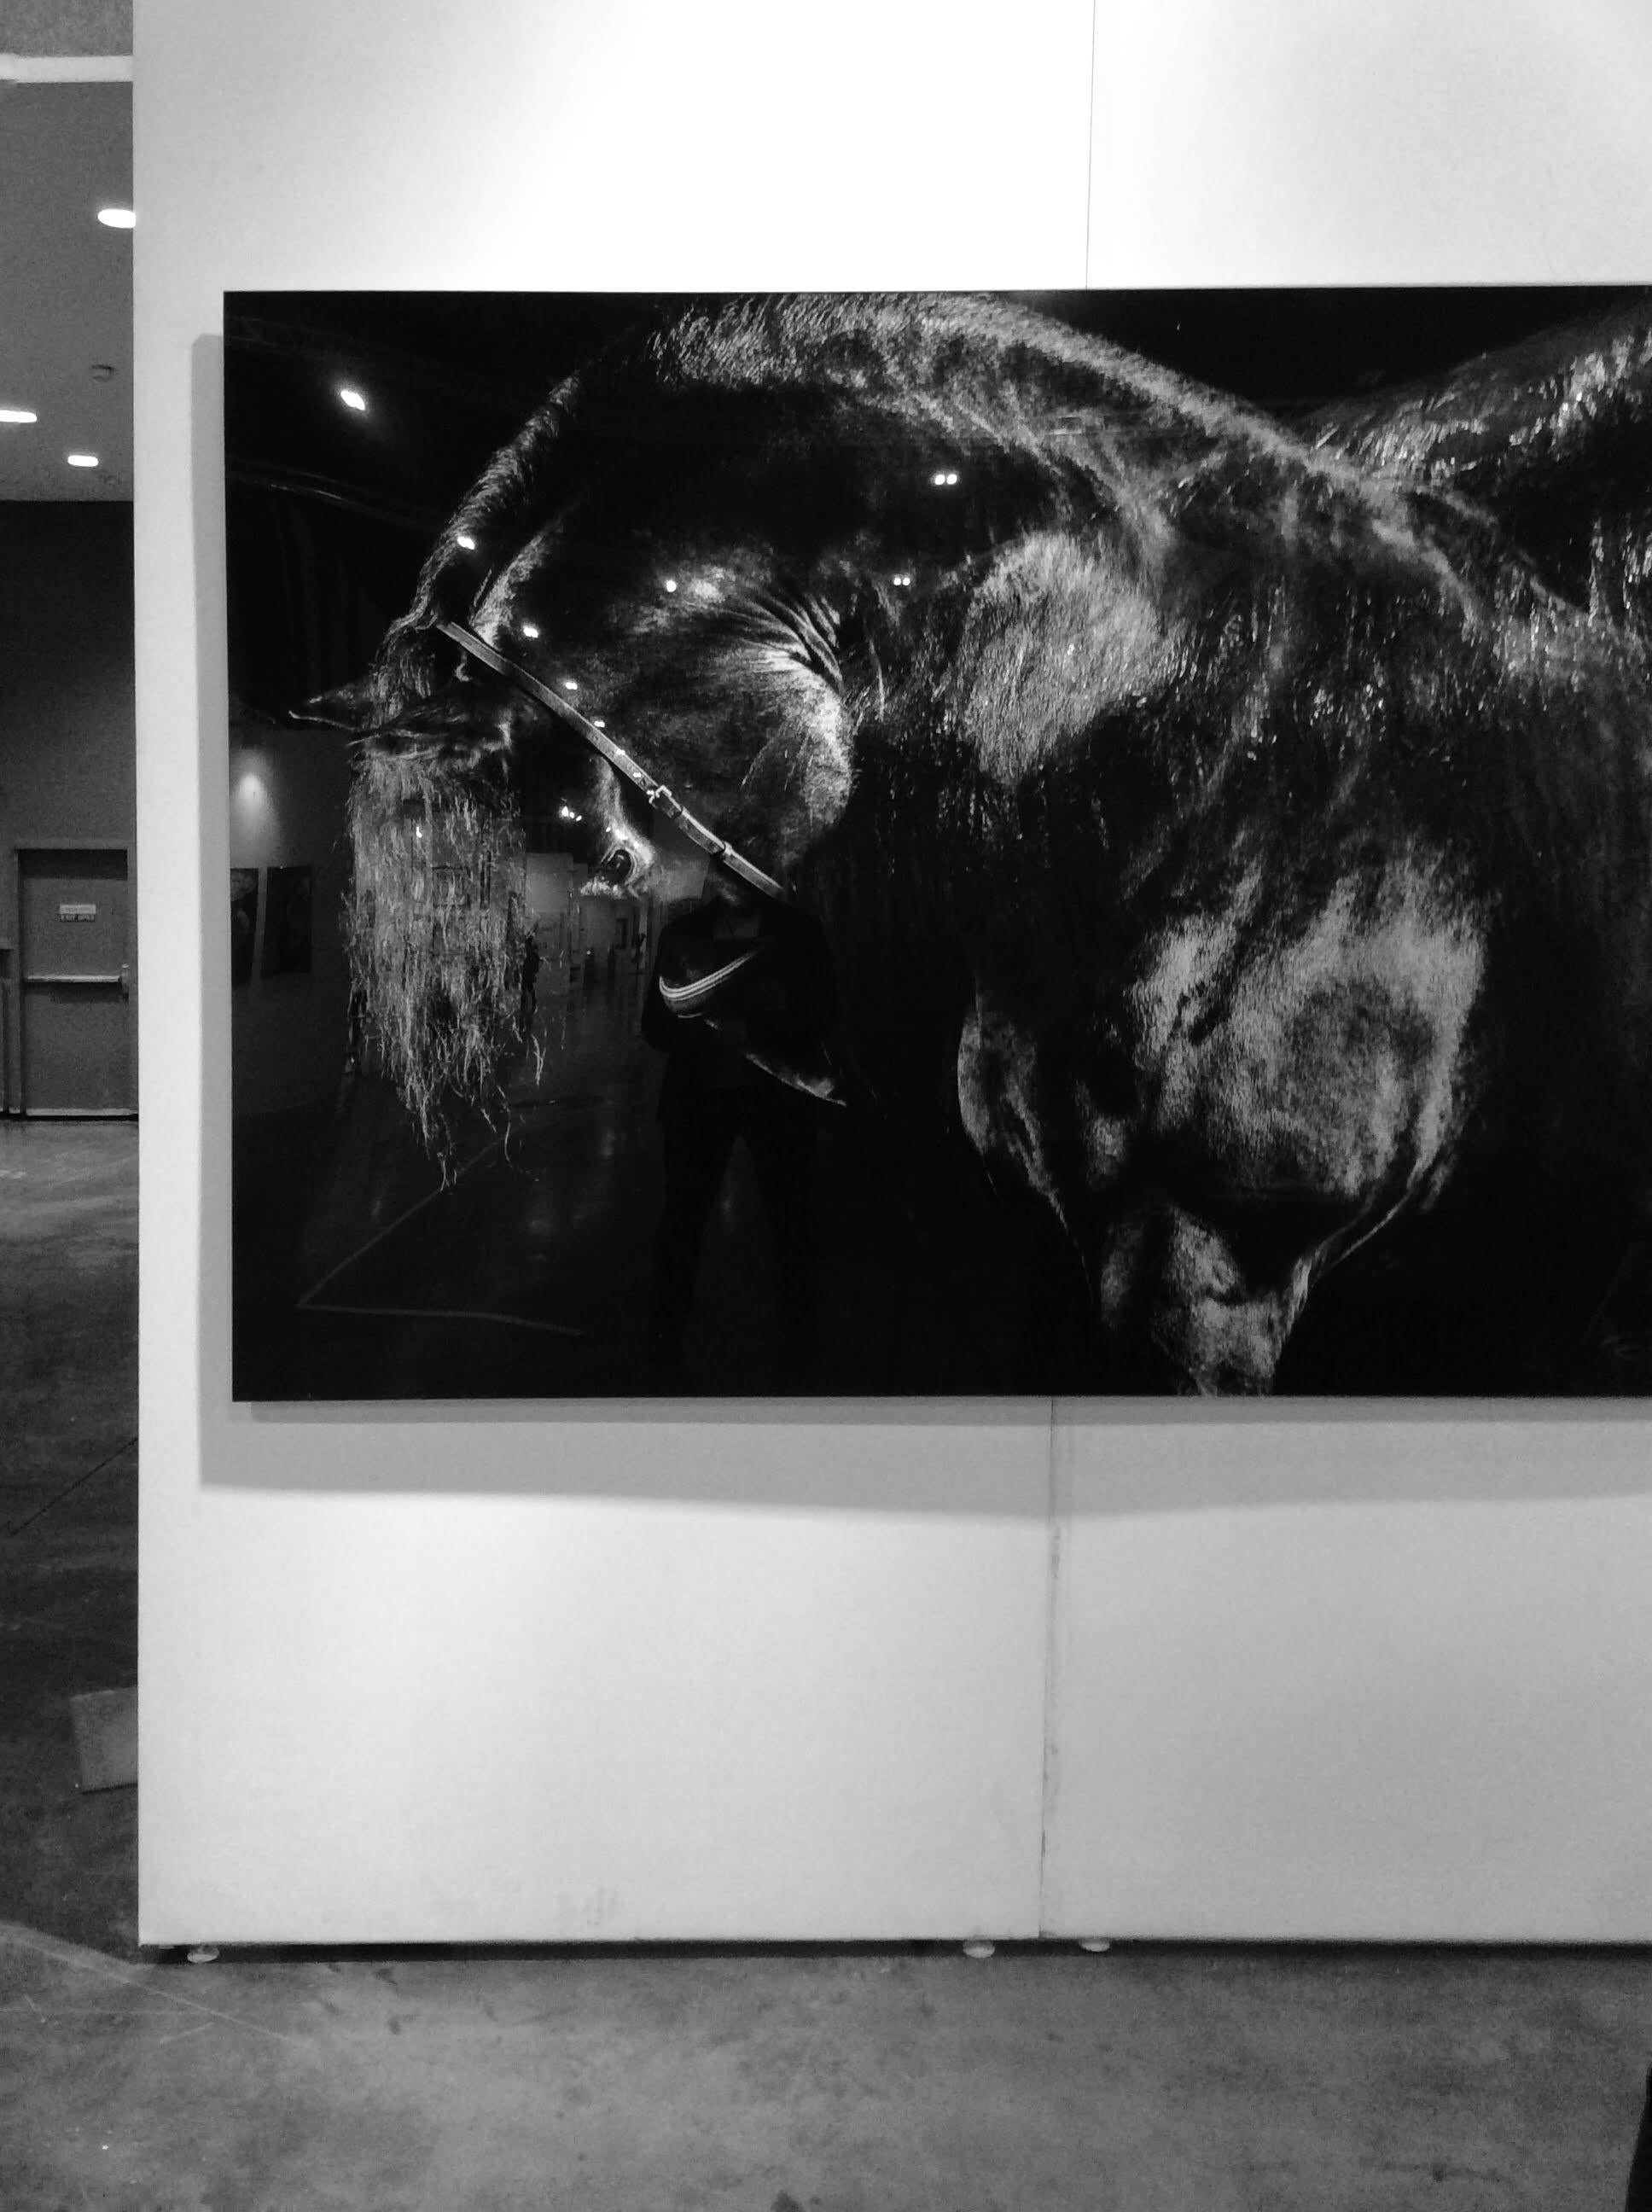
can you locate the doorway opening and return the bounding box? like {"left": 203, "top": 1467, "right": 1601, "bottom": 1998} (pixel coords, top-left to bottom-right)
{"left": 17, "top": 846, "right": 135, "bottom": 1116}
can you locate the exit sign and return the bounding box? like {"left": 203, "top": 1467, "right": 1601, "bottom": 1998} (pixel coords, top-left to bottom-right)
{"left": 58, "top": 903, "right": 97, "bottom": 922}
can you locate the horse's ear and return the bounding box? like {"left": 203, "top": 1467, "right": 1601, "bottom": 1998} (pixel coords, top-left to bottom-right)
{"left": 289, "top": 674, "right": 379, "bottom": 731}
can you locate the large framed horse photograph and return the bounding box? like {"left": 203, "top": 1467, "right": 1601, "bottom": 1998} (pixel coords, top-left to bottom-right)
{"left": 226, "top": 289, "right": 1652, "bottom": 1400}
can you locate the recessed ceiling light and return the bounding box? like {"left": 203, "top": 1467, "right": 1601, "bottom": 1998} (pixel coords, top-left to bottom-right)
{"left": 97, "top": 207, "right": 136, "bottom": 230}
{"left": 0, "top": 408, "right": 38, "bottom": 425}
{"left": 67, "top": 453, "right": 99, "bottom": 469}
{"left": 338, "top": 387, "right": 367, "bottom": 411}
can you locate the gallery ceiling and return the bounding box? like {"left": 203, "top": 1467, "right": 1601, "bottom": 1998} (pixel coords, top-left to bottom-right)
{"left": 0, "top": 77, "right": 131, "bottom": 499}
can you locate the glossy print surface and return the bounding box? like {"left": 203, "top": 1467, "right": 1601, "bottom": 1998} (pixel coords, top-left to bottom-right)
{"left": 236, "top": 292, "right": 1652, "bottom": 1394}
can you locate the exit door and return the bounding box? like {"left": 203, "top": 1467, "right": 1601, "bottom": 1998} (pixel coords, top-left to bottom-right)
{"left": 19, "top": 847, "right": 135, "bottom": 1114}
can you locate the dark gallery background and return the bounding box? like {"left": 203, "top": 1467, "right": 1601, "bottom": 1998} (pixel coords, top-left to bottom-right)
{"left": 225, "top": 288, "right": 1646, "bottom": 1401}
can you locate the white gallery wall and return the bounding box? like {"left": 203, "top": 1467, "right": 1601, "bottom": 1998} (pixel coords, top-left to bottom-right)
{"left": 137, "top": 0, "right": 1652, "bottom": 1943}
{"left": 1050, "top": 0, "right": 1652, "bottom": 1941}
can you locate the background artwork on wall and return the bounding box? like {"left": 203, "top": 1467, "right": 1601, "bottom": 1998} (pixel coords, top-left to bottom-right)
{"left": 259, "top": 865, "right": 312, "bottom": 980}
{"left": 230, "top": 867, "right": 259, "bottom": 987}
{"left": 224, "top": 288, "right": 1652, "bottom": 1401}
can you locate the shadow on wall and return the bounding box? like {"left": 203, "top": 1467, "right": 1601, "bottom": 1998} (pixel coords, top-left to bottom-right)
{"left": 229, "top": 707, "right": 352, "bottom": 1113}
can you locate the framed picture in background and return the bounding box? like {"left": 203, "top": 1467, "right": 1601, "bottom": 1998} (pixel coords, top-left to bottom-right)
{"left": 259, "top": 864, "right": 311, "bottom": 980}
{"left": 229, "top": 867, "right": 259, "bottom": 987}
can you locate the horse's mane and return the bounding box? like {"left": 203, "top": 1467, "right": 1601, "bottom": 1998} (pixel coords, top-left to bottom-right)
{"left": 369, "top": 294, "right": 1476, "bottom": 706}
{"left": 1307, "top": 297, "right": 1652, "bottom": 663}
{"left": 364, "top": 294, "right": 1652, "bottom": 1053}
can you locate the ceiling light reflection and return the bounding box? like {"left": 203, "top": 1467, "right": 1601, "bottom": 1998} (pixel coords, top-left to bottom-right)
{"left": 0, "top": 408, "right": 38, "bottom": 425}
{"left": 338, "top": 387, "right": 367, "bottom": 411}
{"left": 96, "top": 207, "right": 136, "bottom": 230}
{"left": 66, "top": 453, "right": 98, "bottom": 468}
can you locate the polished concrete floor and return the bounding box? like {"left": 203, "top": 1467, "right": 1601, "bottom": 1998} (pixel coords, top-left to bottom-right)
{"left": 6, "top": 1118, "right": 1652, "bottom": 2208}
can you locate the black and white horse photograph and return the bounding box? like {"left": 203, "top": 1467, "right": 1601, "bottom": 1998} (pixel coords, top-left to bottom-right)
{"left": 226, "top": 288, "right": 1652, "bottom": 1398}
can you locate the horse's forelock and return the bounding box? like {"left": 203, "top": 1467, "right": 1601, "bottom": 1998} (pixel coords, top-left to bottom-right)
{"left": 369, "top": 380, "right": 585, "bottom": 714}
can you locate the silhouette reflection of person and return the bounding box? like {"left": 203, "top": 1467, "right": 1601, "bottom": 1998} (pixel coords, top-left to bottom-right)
{"left": 643, "top": 894, "right": 838, "bottom": 1368}
{"left": 517, "top": 924, "right": 540, "bottom": 1041}
{"left": 1626, "top": 2069, "right": 1652, "bottom": 2211}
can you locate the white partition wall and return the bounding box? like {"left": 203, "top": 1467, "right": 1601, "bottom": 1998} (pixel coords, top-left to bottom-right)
{"left": 1089, "top": 0, "right": 1652, "bottom": 287}
{"left": 1041, "top": 1418, "right": 1652, "bottom": 1941}
{"left": 139, "top": 2, "right": 1652, "bottom": 1943}
{"left": 135, "top": 0, "right": 1088, "bottom": 1946}
{"left": 1040, "top": 0, "right": 1652, "bottom": 1946}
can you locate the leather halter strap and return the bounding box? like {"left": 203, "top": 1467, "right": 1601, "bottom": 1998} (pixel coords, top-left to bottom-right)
{"left": 437, "top": 619, "right": 790, "bottom": 906}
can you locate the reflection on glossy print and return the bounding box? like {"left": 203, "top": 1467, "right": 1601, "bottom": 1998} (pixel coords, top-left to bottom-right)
{"left": 228, "top": 288, "right": 1652, "bottom": 1397}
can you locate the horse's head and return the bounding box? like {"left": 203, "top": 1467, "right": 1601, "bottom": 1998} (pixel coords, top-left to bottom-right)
{"left": 323, "top": 298, "right": 1172, "bottom": 1139}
